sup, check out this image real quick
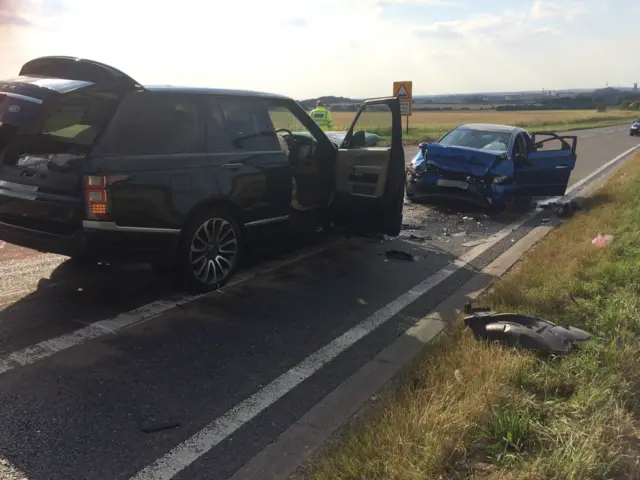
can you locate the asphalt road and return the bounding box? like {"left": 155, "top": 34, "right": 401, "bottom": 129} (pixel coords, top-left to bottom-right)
{"left": 0, "top": 125, "right": 637, "bottom": 480}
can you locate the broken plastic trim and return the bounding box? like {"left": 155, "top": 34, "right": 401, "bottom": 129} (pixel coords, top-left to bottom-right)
{"left": 464, "top": 310, "right": 591, "bottom": 355}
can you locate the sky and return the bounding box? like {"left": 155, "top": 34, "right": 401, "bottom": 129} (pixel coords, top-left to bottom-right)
{"left": 0, "top": 0, "right": 638, "bottom": 98}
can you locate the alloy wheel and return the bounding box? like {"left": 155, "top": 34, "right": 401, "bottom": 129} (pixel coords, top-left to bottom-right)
{"left": 189, "top": 217, "right": 238, "bottom": 285}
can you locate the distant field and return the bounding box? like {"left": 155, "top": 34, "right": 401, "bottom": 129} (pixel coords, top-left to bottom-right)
{"left": 270, "top": 109, "right": 636, "bottom": 144}
{"left": 330, "top": 109, "right": 637, "bottom": 142}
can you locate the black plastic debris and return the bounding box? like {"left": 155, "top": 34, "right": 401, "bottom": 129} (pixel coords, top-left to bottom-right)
{"left": 383, "top": 250, "right": 416, "bottom": 261}
{"left": 141, "top": 422, "right": 180, "bottom": 433}
{"left": 464, "top": 310, "right": 591, "bottom": 355}
{"left": 537, "top": 198, "right": 580, "bottom": 219}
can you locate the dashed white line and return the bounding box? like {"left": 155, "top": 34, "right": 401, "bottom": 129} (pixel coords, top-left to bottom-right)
{"left": 129, "top": 142, "right": 640, "bottom": 480}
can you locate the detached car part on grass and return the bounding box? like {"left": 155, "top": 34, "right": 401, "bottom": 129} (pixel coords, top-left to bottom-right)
{"left": 405, "top": 124, "right": 578, "bottom": 211}
{"left": 464, "top": 310, "right": 591, "bottom": 355}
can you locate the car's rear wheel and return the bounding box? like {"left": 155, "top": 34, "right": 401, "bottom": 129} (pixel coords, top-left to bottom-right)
{"left": 177, "top": 208, "right": 241, "bottom": 293}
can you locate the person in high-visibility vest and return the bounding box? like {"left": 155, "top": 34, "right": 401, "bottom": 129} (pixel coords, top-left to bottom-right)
{"left": 310, "top": 100, "right": 333, "bottom": 131}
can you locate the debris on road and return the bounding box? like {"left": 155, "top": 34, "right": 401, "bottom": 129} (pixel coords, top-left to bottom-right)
{"left": 536, "top": 198, "right": 581, "bottom": 218}
{"left": 462, "top": 239, "right": 488, "bottom": 248}
{"left": 592, "top": 233, "right": 614, "bottom": 249}
{"left": 357, "top": 298, "right": 368, "bottom": 305}
{"left": 464, "top": 310, "right": 591, "bottom": 355}
{"left": 541, "top": 217, "right": 550, "bottom": 224}
{"left": 141, "top": 422, "right": 181, "bottom": 434}
{"left": 382, "top": 250, "right": 416, "bottom": 262}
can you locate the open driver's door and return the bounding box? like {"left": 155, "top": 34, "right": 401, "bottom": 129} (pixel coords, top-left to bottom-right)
{"left": 332, "top": 97, "right": 405, "bottom": 236}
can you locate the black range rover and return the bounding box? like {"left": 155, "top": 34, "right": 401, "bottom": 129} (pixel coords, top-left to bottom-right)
{"left": 0, "top": 56, "right": 405, "bottom": 291}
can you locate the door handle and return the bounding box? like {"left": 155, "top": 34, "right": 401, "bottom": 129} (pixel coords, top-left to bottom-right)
{"left": 555, "top": 165, "right": 568, "bottom": 169}
{"left": 222, "top": 163, "right": 244, "bottom": 170}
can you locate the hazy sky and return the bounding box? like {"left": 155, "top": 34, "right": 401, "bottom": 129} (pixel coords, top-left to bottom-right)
{"left": 0, "top": 0, "right": 637, "bottom": 98}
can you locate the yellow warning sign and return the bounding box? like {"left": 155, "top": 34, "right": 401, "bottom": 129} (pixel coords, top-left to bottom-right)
{"left": 393, "top": 81, "right": 413, "bottom": 116}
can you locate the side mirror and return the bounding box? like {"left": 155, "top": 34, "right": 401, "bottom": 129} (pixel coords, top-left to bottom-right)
{"left": 514, "top": 153, "right": 529, "bottom": 165}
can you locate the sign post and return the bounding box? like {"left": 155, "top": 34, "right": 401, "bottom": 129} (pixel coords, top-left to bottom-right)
{"left": 393, "top": 81, "right": 412, "bottom": 136}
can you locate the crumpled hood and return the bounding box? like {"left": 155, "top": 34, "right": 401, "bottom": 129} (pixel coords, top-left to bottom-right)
{"left": 414, "top": 142, "right": 508, "bottom": 177}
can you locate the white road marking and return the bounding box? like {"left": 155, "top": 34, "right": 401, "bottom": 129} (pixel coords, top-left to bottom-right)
{"left": 0, "top": 239, "right": 343, "bottom": 375}
{"left": 129, "top": 143, "right": 640, "bottom": 480}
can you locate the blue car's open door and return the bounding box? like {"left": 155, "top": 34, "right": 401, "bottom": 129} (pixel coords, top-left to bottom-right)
{"left": 514, "top": 132, "right": 577, "bottom": 197}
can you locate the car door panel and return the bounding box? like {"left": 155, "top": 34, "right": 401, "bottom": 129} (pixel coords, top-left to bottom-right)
{"left": 206, "top": 97, "right": 292, "bottom": 225}
{"left": 332, "top": 97, "right": 404, "bottom": 236}
{"left": 514, "top": 132, "right": 577, "bottom": 197}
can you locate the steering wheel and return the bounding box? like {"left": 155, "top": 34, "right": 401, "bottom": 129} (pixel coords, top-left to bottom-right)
{"left": 275, "top": 128, "right": 293, "bottom": 138}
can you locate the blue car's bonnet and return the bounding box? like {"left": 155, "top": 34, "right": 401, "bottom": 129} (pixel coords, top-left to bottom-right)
{"left": 418, "top": 142, "right": 508, "bottom": 177}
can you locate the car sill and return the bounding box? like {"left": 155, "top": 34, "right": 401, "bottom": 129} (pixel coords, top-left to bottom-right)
{"left": 244, "top": 216, "right": 290, "bottom": 227}
{"left": 82, "top": 221, "right": 180, "bottom": 234}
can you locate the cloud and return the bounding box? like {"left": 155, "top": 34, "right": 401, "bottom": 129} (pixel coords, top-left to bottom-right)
{"left": 287, "top": 18, "right": 308, "bottom": 27}
{"left": 530, "top": 0, "right": 587, "bottom": 21}
{"left": 0, "top": 0, "right": 32, "bottom": 26}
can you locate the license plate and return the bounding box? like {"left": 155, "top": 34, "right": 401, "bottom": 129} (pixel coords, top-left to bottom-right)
{"left": 436, "top": 179, "right": 468, "bottom": 190}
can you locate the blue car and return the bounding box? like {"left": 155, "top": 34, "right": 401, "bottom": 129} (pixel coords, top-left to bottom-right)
{"left": 405, "top": 123, "right": 578, "bottom": 210}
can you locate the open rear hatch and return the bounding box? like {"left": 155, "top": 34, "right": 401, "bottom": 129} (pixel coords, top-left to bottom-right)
{"left": 0, "top": 57, "right": 141, "bottom": 235}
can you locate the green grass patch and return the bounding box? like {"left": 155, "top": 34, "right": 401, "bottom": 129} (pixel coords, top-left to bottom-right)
{"left": 308, "top": 156, "right": 640, "bottom": 480}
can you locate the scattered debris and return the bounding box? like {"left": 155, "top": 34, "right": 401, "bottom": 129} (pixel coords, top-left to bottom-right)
{"left": 464, "top": 310, "right": 591, "bottom": 355}
{"left": 141, "top": 422, "right": 181, "bottom": 434}
{"left": 454, "top": 369, "right": 464, "bottom": 384}
{"left": 463, "top": 239, "right": 487, "bottom": 248}
{"left": 357, "top": 298, "right": 368, "bottom": 305}
{"left": 541, "top": 217, "right": 550, "bottom": 224}
{"left": 536, "top": 198, "right": 581, "bottom": 218}
{"left": 383, "top": 250, "right": 416, "bottom": 262}
{"left": 592, "top": 233, "right": 614, "bottom": 249}
{"left": 452, "top": 231, "right": 467, "bottom": 238}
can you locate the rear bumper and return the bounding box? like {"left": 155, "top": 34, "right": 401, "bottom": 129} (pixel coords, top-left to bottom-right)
{"left": 0, "top": 219, "right": 180, "bottom": 261}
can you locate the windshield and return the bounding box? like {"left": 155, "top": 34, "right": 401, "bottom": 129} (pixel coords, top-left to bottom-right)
{"left": 0, "top": 89, "right": 119, "bottom": 165}
{"left": 439, "top": 128, "right": 511, "bottom": 153}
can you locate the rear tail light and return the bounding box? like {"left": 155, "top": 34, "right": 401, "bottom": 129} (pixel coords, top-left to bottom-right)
{"left": 84, "top": 175, "right": 109, "bottom": 219}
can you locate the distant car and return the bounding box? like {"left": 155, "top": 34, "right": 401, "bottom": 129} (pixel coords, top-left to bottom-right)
{"left": 631, "top": 119, "right": 640, "bottom": 136}
{"left": 405, "top": 124, "right": 578, "bottom": 210}
{"left": 0, "top": 56, "right": 406, "bottom": 292}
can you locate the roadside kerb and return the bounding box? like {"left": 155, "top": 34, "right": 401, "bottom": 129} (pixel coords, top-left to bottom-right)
{"left": 229, "top": 145, "right": 640, "bottom": 480}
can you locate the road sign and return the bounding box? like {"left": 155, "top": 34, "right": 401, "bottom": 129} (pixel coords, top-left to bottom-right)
{"left": 393, "top": 81, "right": 412, "bottom": 116}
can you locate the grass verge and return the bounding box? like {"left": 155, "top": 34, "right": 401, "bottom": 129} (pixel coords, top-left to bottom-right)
{"left": 308, "top": 154, "right": 640, "bottom": 480}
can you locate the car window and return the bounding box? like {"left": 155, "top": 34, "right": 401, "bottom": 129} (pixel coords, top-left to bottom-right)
{"left": 0, "top": 88, "right": 119, "bottom": 165}
{"left": 267, "top": 105, "right": 309, "bottom": 133}
{"left": 209, "top": 97, "right": 279, "bottom": 151}
{"left": 439, "top": 128, "right": 510, "bottom": 153}
{"left": 99, "top": 93, "right": 203, "bottom": 155}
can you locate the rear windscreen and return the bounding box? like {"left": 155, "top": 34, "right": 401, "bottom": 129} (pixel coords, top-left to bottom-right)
{"left": 0, "top": 88, "right": 120, "bottom": 165}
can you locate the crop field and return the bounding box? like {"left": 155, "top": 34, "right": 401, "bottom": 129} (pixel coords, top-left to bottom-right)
{"left": 270, "top": 108, "right": 636, "bottom": 144}
{"left": 332, "top": 109, "right": 637, "bottom": 141}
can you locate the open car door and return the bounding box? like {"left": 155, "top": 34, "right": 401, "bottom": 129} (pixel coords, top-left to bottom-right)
{"left": 332, "top": 97, "right": 404, "bottom": 236}
{"left": 514, "top": 132, "right": 577, "bottom": 197}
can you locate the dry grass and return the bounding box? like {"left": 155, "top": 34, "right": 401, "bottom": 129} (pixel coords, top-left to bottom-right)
{"left": 309, "top": 156, "right": 640, "bottom": 480}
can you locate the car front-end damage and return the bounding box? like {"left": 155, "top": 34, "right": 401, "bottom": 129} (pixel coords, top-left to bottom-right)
{"left": 405, "top": 142, "right": 517, "bottom": 210}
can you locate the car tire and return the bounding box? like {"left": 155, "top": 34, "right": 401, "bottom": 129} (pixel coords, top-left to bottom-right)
{"left": 176, "top": 207, "right": 242, "bottom": 293}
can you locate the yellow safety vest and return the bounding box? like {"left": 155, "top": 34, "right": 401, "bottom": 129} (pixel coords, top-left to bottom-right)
{"left": 310, "top": 106, "right": 333, "bottom": 131}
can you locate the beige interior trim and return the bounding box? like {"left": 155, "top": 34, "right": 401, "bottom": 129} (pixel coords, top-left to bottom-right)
{"left": 336, "top": 148, "right": 391, "bottom": 197}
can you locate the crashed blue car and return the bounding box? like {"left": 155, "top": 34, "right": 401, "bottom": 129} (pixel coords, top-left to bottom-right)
{"left": 405, "top": 124, "right": 578, "bottom": 210}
